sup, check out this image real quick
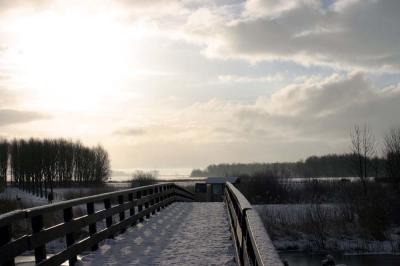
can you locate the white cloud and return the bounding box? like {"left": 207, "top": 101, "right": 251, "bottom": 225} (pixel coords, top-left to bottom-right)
{"left": 237, "top": 73, "right": 400, "bottom": 141}
{"left": 218, "top": 73, "right": 286, "bottom": 83}
{"left": 113, "top": 72, "right": 400, "bottom": 163}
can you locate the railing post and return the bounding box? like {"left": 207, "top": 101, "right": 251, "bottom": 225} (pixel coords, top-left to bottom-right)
{"left": 104, "top": 198, "right": 113, "bottom": 238}
{"left": 160, "top": 186, "right": 165, "bottom": 208}
{"left": 172, "top": 184, "right": 176, "bottom": 202}
{"left": 170, "top": 185, "right": 174, "bottom": 204}
{"left": 31, "top": 215, "right": 46, "bottom": 264}
{"left": 144, "top": 189, "right": 150, "bottom": 219}
{"left": 128, "top": 193, "right": 136, "bottom": 226}
{"left": 166, "top": 185, "right": 171, "bottom": 205}
{"left": 0, "top": 224, "right": 14, "bottom": 266}
{"left": 86, "top": 202, "right": 98, "bottom": 251}
{"left": 64, "top": 207, "right": 77, "bottom": 265}
{"left": 163, "top": 185, "right": 168, "bottom": 206}
{"left": 137, "top": 191, "right": 143, "bottom": 222}
{"left": 155, "top": 187, "right": 161, "bottom": 212}
{"left": 151, "top": 188, "right": 156, "bottom": 215}
{"left": 118, "top": 195, "right": 126, "bottom": 233}
{"left": 240, "top": 219, "right": 246, "bottom": 266}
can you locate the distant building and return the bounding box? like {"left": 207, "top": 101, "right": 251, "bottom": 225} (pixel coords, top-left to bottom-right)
{"left": 195, "top": 176, "right": 239, "bottom": 201}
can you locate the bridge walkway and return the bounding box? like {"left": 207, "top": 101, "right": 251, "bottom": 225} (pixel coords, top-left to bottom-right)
{"left": 78, "top": 202, "right": 236, "bottom": 265}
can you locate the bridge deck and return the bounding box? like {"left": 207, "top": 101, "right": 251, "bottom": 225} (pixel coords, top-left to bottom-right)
{"left": 78, "top": 202, "right": 236, "bottom": 266}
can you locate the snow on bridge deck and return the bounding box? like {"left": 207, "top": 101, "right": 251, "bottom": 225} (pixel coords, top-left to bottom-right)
{"left": 78, "top": 202, "right": 236, "bottom": 266}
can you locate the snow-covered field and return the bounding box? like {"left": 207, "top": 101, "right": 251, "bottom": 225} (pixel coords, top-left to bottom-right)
{"left": 254, "top": 204, "right": 400, "bottom": 254}
{"left": 0, "top": 187, "right": 50, "bottom": 207}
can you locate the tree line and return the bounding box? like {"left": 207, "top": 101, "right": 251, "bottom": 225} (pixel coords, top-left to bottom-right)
{"left": 192, "top": 125, "right": 400, "bottom": 191}
{"left": 0, "top": 138, "right": 110, "bottom": 198}
{"left": 191, "top": 154, "right": 385, "bottom": 179}
{"left": 0, "top": 140, "right": 8, "bottom": 190}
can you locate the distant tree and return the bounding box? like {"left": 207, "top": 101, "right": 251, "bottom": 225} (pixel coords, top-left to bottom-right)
{"left": 0, "top": 140, "right": 8, "bottom": 190}
{"left": 8, "top": 138, "right": 111, "bottom": 196}
{"left": 350, "top": 124, "right": 376, "bottom": 195}
{"left": 190, "top": 153, "right": 385, "bottom": 179}
{"left": 130, "top": 170, "right": 157, "bottom": 187}
{"left": 237, "top": 171, "right": 290, "bottom": 204}
{"left": 93, "top": 145, "right": 111, "bottom": 183}
{"left": 383, "top": 127, "right": 400, "bottom": 192}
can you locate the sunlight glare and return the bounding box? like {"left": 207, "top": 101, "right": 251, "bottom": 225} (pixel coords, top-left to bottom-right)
{"left": 8, "top": 10, "right": 139, "bottom": 111}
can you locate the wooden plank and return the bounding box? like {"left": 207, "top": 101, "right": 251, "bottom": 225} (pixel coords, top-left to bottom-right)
{"left": 0, "top": 235, "right": 29, "bottom": 264}
{"left": 0, "top": 210, "right": 26, "bottom": 227}
{"left": 29, "top": 200, "right": 135, "bottom": 248}
{"left": 118, "top": 195, "right": 126, "bottom": 233}
{"left": 63, "top": 207, "right": 76, "bottom": 265}
{"left": 128, "top": 193, "right": 136, "bottom": 226}
{"left": 26, "top": 183, "right": 174, "bottom": 218}
{"left": 86, "top": 202, "right": 98, "bottom": 251}
{"left": 37, "top": 198, "right": 174, "bottom": 266}
{"left": 224, "top": 196, "right": 241, "bottom": 266}
{"left": 28, "top": 190, "right": 172, "bottom": 251}
{"left": 225, "top": 182, "right": 252, "bottom": 211}
{"left": 31, "top": 215, "right": 46, "bottom": 264}
{"left": 0, "top": 223, "right": 14, "bottom": 266}
{"left": 0, "top": 184, "right": 179, "bottom": 264}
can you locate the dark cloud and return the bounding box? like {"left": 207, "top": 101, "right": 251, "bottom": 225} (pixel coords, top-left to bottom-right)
{"left": 204, "top": 0, "right": 400, "bottom": 70}
{"left": 0, "top": 109, "right": 49, "bottom": 127}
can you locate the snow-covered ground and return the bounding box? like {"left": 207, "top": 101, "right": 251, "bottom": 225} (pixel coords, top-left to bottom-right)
{"left": 254, "top": 204, "right": 400, "bottom": 254}
{"left": 0, "top": 187, "right": 50, "bottom": 207}
{"left": 79, "top": 202, "right": 236, "bottom": 265}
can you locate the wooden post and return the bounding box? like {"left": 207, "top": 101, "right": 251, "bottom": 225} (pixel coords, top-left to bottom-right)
{"left": 144, "top": 189, "right": 150, "bottom": 219}
{"left": 150, "top": 188, "right": 156, "bottom": 215}
{"left": 128, "top": 193, "right": 136, "bottom": 226}
{"left": 0, "top": 224, "right": 14, "bottom": 266}
{"left": 137, "top": 191, "right": 143, "bottom": 222}
{"left": 104, "top": 198, "right": 113, "bottom": 238}
{"left": 167, "top": 185, "right": 172, "bottom": 205}
{"left": 118, "top": 195, "right": 125, "bottom": 233}
{"left": 161, "top": 186, "right": 165, "bottom": 208}
{"left": 64, "top": 207, "right": 77, "bottom": 265}
{"left": 165, "top": 185, "right": 169, "bottom": 206}
{"left": 31, "top": 215, "right": 46, "bottom": 264}
{"left": 86, "top": 202, "right": 98, "bottom": 251}
{"left": 155, "top": 187, "right": 161, "bottom": 212}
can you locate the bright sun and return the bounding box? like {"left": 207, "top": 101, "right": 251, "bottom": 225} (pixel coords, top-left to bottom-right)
{"left": 6, "top": 9, "right": 138, "bottom": 111}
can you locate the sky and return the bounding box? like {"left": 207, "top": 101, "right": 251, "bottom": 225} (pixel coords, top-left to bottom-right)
{"left": 0, "top": 0, "right": 400, "bottom": 169}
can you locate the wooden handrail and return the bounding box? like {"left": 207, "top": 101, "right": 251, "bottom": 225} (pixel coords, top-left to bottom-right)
{"left": 224, "top": 182, "right": 283, "bottom": 266}
{"left": 0, "top": 183, "right": 194, "bottom": 266}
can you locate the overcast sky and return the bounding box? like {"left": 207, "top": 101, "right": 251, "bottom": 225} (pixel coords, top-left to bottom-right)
{"left": 1, "top": 0, "right": 400, "bottom": 169}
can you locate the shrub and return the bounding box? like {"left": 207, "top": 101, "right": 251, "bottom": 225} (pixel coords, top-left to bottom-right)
{"left": 130, "top": 170, "right": 158, "bottom": 187}
{"left": 237, "top": 171, "right": 289, "bottom": 204}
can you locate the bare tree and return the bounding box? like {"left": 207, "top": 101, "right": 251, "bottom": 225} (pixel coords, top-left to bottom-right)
{"left": 8, "top": 138, "right": 111, "bottom": 196}
{"left": 350, "top": 125, "right": 375, "bottom": 195}
{"left": 384, "top": 127, "right": 400, "bottom": 192}
{"left": 0, "top": 140, "right": 8, "bottom": 190}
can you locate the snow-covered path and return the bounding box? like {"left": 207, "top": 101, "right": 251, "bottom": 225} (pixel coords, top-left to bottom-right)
{"left": 79, "top": 202, "right": 236, "bottom": 266}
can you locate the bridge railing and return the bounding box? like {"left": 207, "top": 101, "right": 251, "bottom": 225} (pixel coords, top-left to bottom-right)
{"left": 0, "top": 183, "right": 194, "bottom": 266}
{"left": 224, "top": 182, "right": 283, "bottom": 266}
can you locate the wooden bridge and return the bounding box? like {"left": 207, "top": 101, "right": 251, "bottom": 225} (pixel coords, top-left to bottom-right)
{"left": 0, "top": 183, "right": 283, "bottom": 266}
